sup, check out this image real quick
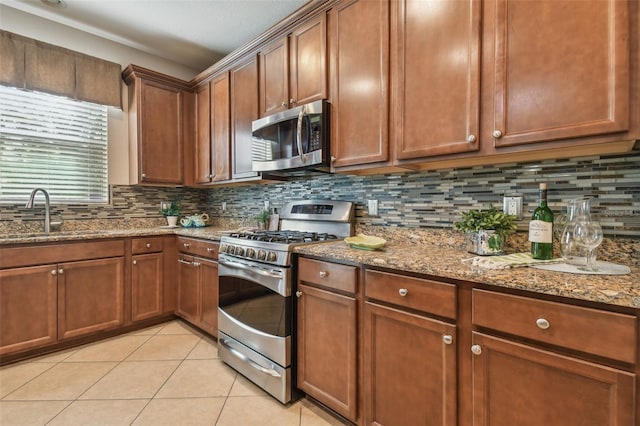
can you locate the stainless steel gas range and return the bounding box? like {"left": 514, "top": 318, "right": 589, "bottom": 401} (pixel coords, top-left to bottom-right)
{"left": 217, "top": 200, "right": 355, "bottom": 403}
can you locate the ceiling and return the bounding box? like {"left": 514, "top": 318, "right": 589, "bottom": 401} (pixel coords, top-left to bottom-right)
{"left": 2, "top": 0, "right": 309, "bottom": 72}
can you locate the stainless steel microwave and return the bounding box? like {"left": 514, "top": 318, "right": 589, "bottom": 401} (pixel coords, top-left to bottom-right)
{"left": 251, "top": 99, "right": 328, "bottom": 173}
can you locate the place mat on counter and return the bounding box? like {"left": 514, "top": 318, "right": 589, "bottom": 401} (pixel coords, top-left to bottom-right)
{"left": 531, "top": 261, "right": 631, "bottom": 275}
{"left": 462, "top": 252, "right": 564, "bottom": 270}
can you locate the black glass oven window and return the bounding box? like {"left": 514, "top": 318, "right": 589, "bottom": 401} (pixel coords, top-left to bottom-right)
{"left": 218, "top": 276, "right": 290, "bottom": 337}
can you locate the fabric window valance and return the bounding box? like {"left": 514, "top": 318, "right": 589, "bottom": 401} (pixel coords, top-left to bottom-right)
{"left": 0, "top": 30, "right": 122, "bottom": 108}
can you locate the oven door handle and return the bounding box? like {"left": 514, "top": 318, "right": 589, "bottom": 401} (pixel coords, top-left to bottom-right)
{"left": 219, "top": 338, "right": 282, "bottom": 378}
{"left": 219, "top": 259, "right": 283, "bottom": 279}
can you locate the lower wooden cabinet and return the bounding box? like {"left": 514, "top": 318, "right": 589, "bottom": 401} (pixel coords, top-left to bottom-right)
{"left": 57, "top": 257, "right": 125, "bottom": 340}
{"left": 296, "top": 282, "right": 358, "bottom": 422}
{"left": 131, "top": 252, "right": 164, "bottom": 322}
{"left": 364, "top": 302, "right": 457, "bottom": 426}
{"left": 0, "top": 265, "right": 57, "bottom": 355}
{"left": 471, "top": 332, "right": 636, "bottom": 426}
{"left": 177, "top": 252, "right": 219, "bottom": 336}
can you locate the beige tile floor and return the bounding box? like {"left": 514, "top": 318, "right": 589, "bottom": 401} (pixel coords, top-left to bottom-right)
{"left": 0, "top": 320, "right": 348, "bottom": 426}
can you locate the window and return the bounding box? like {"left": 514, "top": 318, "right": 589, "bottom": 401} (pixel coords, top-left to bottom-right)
{"left": 0, "top": 85, "right": 109, "bottom": 204}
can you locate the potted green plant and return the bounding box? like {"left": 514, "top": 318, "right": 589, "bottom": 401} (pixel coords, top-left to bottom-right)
{"left": 255, "top": 209, "right": 271, "bottom": 230}
{"left": 160, "top": 197, "right": 182, "bottom": 227}
{"left": 454, "top": 207, "right": 517, "bottom": 255}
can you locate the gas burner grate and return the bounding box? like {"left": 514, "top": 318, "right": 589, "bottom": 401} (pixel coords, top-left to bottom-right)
{"left": 229, "top": 230, "right": 338, "bottom": 244}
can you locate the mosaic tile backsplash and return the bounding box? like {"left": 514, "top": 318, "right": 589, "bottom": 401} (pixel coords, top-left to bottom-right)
{"left": 1, "top": 152, "right": 639, "bottom": 238}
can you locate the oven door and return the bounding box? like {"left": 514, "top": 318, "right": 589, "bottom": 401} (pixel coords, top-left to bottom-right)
{"left": 217, "top": 254, "right": 291, "bottom": 367}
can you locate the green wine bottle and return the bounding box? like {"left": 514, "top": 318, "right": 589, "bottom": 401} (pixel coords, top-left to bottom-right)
{"left": 529, "top": 183, "right": 554, "bottom": 259}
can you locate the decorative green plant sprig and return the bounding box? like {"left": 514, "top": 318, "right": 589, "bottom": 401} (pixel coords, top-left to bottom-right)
{"left": 160, "top": 197, "right": 182, "bottom": 217}
{"left": 454, "top": 207, "right": 517, "bottom": 237}
{"left": 255, "top": 209, "right": 271, "bottom": 226}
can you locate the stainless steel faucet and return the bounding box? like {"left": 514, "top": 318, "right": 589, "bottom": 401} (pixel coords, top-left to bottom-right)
{"left": 26, "top": 188, "right": 51, "bottom": 233}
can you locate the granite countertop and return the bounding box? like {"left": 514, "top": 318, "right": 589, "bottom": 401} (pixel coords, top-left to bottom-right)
{"left": 0, "top": 226, "right": 234, "bottom": 245}
{"left": 294, "top": 240, "right": 640, "bottom": 310}
{"left": 2, "top": 223, "right": 638, "bottom": 310}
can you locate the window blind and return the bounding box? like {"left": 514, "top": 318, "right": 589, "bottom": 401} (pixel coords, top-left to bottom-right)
{"left": 0, "top": 85, "right": 109, "bottom": 204}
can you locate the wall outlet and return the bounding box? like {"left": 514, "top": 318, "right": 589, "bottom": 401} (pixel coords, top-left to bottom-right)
{"left": 264, "top": 200, "right": 270, "bottom": 211}
{"left": 160, "top": 202, "right": 169, "bottom": 211}
{"left": 503, "top": 196, "right": 523, "bottom": 219}
{"left": 367, "top": 199, "right": 379, "bottom": 216}
{"left": 221, "top": 202, "right": 227, "bottom": 212}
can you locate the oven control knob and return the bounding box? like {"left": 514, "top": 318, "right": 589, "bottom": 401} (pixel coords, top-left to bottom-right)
{"left": 235, "top": 247, "right": 245, "bottom": 256}
{"left": 245, "top": 248, "right": 256, "bottom": 259}
{"left": 219, "top": 244, "right": 227, "bottom": 253}
{"left": 267, "top": 251, "right": 277, "bottom": 262}
{"left": 224, "top": 245, "right": 233, "bottom": 254}
{"left": 258, "top": 250, "right": 267, "bottom": 260}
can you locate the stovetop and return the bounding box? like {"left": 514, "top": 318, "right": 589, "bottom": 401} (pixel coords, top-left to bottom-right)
{"left": 228, "top": 230, "right": 339, "bottom": 244}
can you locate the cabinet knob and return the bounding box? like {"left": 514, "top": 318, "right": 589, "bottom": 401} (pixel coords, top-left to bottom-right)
{"left": 295, "top": 291, "right": 303, "bottom": 298}
{"left": 51, "top": 269, "right": 57, "bottom": 275}
{"left": 183, "top": 243, "right": 191, "bottom": 248}
{"left": 467, "top": 134, "right": 477, "bottom": 143}
{"left": 536, "top": 318, "right": 550, "bottom": 330}
{"left": 319, "top": 271, "right": 328, "bottom": 278}
{"left": 471, "top": 344, "right": 482, "bottom": 355}
{"left": 207, "top": 247, "right": 214, "bottom": 253}
{"left": 141, "top": 173, "right": 146, "bottom": 178}
{"left": 133, "top": 260, "right": 137, "bottom": 265}
{"left": 58, "top": 268, "right": 64, "bottom": 275}
{"left": 442, "top": 335, "right": 453, "bottom": 345}
{"left": 492, "top": 130, "right": 503, "bottom": 139}
{"left": 330, "top": 156, "right": 337, "bottom": 163}
{"left": 398, "top": 288, "right": 408, "bottom": 297}
{"left": 290, "top": 98, "right": 296, "bottom": 104}
{"left": 146, "top": 243, "right": 151, "bottom": 248}
{"left": 209, "top": 174, "right": 214, "bottom": 178}
{"left": 281, "top": 101, "right": 287, "bottom": 107}
{"left": 193, "top": 261, "right": 201, "bottom": 267}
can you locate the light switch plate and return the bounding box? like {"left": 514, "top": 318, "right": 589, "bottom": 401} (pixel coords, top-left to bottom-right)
{"left": 503, "top": 196, "right": 523, "bottom": 219}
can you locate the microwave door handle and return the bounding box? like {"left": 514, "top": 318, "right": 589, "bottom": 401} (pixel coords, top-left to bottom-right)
{"left": 296, "top": 104, "right": 307, "bottom": 163}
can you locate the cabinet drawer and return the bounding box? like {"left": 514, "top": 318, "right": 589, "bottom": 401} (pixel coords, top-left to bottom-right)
{"left": 176, "top": 237, "right": 219, "bottom": 259}
{"left": 472, "top": 289, "right": 637, "bottom": 364}
{"left": 298, "top": 258, "right": 357, "bottom": 294}
{"left": 132, "top": 236, "right": 164, "bottom": 254}
{"left": 365, "top": 270, "right": 457, "bottom": 319}
{"left": 0, "top": 240, "right": 125, "bottom": 269}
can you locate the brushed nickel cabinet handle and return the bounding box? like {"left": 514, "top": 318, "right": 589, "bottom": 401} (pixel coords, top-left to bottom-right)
{"left": 133, "top": 260, "right": 137, "bottom": 265}
{"left": 183, "top": 243, "right": 191, "bottom": 248}
{"left": 51, "top": 270, "right": 57, "bottom": 275}
{"left": 296, "top": 291, "right": 303, "bottom": 298}
{"left": 398, "top": 288, "right": 408, "bottom": 297}
{"left": 442, "top": 335, "right": 453, "bottom": 345}
{"left": 58, "top": 268, "right": 64, "bottom": 274}
{"left": 207, "top": 247, "right": 215, "bottom": 252}
{"left": 146, "top": 243, "right": 151, "bottom": 248}
{"left": 319, "top": 271, "right": 328, "bottom": 278}
{"left": 471, "top": 344, "right": 482, "bottom": 355}
{"left": 492, "top": 130, "right": 503, "bottom": 139}
{"left": 467, "top": 134, "right": 477, "bottom": 143}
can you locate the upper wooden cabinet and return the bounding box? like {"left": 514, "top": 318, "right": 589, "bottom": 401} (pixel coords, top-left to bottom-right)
{"left": 259, "top": 14, "right": 327, "bottom": 117}
{"left": 230, "top": 56, "right": 260, "bottom": 180}
{"left": 123, "top": 65, "right": 189, "bottom": 185}
{"left": 393, "top": 0, "right": 481, "bottom": 160}
{"left": 194, "top": 73, "right": 231, "bottom": 185}
{"left": 486, "top": 0, "right": 631, "bottom": 148}
{"left": 328, "top": 0, "right": 390, "bottom": 169}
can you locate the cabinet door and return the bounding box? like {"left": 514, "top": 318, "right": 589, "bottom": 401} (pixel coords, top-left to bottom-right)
{"left": 490, "top": 0, "right": 629, "bottom": 147}
{"left": 472, "top": 332, "right": 635, "bottom": 426}
{"left": 131, "top": 253, "right": 163, "bottom": 322}
{"left": 230, "top": 56, "right": 259, "bottom": 180}
{"left": 394, "top": 0, "right": 480, "bottom": 159}
{"left": 194, "top": 82, "right": 212, "bottom": 184}
{"left": 138, "top": 79, "right": 184, "bottom": 184}
{"left": 290, "top": 14, "right": 327, "bottom": 107}
{"left": 211, "top": 72, "right": 231, "bottom": 182}
{"left": 297, "top": 283, "right": 357, "bottom": 422}
{"left": 259, "top": 37, "right": 289, "bottom": 117}
{"left": 177, "top": 256, "right": 199, "bottom": 323}
{"left": 329, "top": 0, "right": 390, "bottom": 168}
{"left": 198, "top": 258, "right": 219, "bottom": 335}
{"left": 0, "top": 265, "right": 57, "bottom": 355}
{"left": 364, "top": 302, "right": 457, "bottom": 425}
{"left": 58, "top": 258, "right": 125, "bottom": 340}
